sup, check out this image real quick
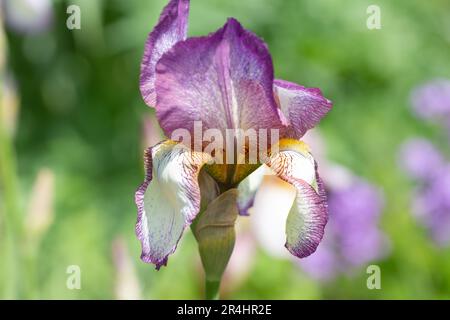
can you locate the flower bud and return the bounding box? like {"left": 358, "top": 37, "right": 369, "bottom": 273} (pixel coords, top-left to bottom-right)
{"left": 192, "top": 189, "right": 238, "bottom": 290}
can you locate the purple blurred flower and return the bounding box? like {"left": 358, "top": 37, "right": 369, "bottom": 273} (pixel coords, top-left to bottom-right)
{"left": 411, "top": 79, "right": 450, "bottom": 121}
{"left": 300, "top": 179, "right": 387, "bottom": 280}
{"left": 404, "top": 78, "right": 450, "bottom": 245}
{"left": 412, "top": 164, "right": 450, "bottom": 246}
{"left": 3, "top": 0, "right": 53, "bottom": 35}
{"left": 398, "top": 138, "right": 444, "bottom": 181}
{"left": 399, "top": 137, "right": 450, "bottom": 246}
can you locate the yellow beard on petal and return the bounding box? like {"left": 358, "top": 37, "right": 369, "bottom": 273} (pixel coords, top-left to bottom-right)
{"left": 205, "top": 163, "right": 260, "bottom": 188}
{"left": 274, "top": 138, "right": 311, "bottom": 154}
{"left": 205, "top": 139, "right": 312, "bottom": 188}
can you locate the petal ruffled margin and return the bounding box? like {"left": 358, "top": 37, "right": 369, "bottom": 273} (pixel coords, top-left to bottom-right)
{"left": 266, "top": 139, "right": 328, "bottom": 258}
{"left": 135, "top": 140, "right": 211, "bottom": 269}
{"left": 274, "top": 79, "right": 332, "bottom": 139}
{"left": 140, "top": 0, "right": 190, "bottom": 107}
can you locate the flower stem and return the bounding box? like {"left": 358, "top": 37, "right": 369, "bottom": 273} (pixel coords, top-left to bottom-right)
{"left": 0, "top": 20, "right": 35, "bottom": 299}
{"left": 205, "top": 279, "right": 221, "bottom": 300}
{"left": 0, "top": 100, "right": 23, "bottom": 298}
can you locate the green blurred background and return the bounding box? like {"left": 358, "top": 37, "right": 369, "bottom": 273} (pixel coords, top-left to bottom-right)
{"left": 1, "top": 0, "right": 450, "bottom": 299}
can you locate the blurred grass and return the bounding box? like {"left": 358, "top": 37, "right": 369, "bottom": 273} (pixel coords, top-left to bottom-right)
{"left": 1, "top": 0, "right": 450, "bottom": 299}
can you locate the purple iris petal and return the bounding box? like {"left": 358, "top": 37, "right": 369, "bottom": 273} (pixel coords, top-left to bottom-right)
{"left": 140, "top": 0, "right": 190, "bottom": 107}
{"left": 411, "top": 79, "right": 450, "bottom": 121}
{"left": 398, "top": 138, "right": 444, "bottom": 181}
{"left": 274, "top": 79, "right": 332, "bottom": 139}
{"left": 154, "top": 18, "right": 284, "bottom": 138}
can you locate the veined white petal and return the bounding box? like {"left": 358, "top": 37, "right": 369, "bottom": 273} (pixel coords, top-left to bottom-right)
{"left": 264, "top": 139, "right": 328, "bottom": 258}
{"left": 135, "top": 140, "right": 211, "bottom": 269}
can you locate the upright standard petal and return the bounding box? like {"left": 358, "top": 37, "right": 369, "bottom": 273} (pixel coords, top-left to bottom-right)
{"left": 155, "top": 18, "right": 284, "bottom": 138}
{"left": 265, "top": 139, "right": 328, "bottom": 258}
{"left": 274, "top": 79, "right": 332, "bottom": 139}
{"left": 140, "top": 0, "right": 190, "bottom": 107}
{"left": 135, "top": 140, "right": 211, "bottom": 269}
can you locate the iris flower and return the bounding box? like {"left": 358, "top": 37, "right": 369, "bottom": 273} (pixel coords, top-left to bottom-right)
{"left": 135, "top": 0, "right": 332, "bottom": 270}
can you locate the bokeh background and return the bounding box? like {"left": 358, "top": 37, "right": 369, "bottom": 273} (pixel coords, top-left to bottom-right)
{"left": 1, "top": 0, "right": 450, "bottom": 299}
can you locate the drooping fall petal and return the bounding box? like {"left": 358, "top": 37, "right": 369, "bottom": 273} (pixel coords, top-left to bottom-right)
{"left": 155, "top": 18, "right": 285, "bottom": 138}
{"left": 265, "top": 139, "right": 328, "bottom": 258}
{"left": 140, "top": 0, "right": 190, "bottom": 107}
{"left": 135, "top": 140, "right": 211, "bottom": 269}
{"left": 274, "top": 79, "right": 332, "bottom": 139}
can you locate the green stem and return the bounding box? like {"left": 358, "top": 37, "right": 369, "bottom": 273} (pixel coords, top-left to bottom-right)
{"left": 0, "top": 82, "right": 24, "bottom": 299}
{"left": 205, "top": 279, "right": 221, "bottom": 300}
{"left": 0, "top": 116, "right": 39, "bottom": 300}
{"left": 0, "top": 20, "right": 31, "bottom": 299}
{"left": 0, "top": 38, "right": 39, "bottom": 299}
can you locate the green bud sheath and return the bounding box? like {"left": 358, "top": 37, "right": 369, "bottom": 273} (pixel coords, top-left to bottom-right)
{"left": 192, "top": 188, "right": 238, "bottom": 299}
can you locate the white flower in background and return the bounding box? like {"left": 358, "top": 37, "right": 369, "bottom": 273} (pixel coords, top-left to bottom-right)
{"left": 3, "top": 0, "right": 53, "bottom": 34}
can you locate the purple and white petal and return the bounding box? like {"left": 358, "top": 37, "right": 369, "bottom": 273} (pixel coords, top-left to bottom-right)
{"left": 155, "top": 18, "right": 285, "bottom": 138}
{"left": 140, "top": 0, "right": 190, "bottom": 107}
{"left": 266, "top": 139, "right": 328, "bottom": 258}
{"left": 135, "top": 140, "right": 211, "bottom": 269}
{"left": 274, "top": 79, "right": 332, "bottom": 139}
{"left": 284, "top": 178, "right": 328, "bottom": 258}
